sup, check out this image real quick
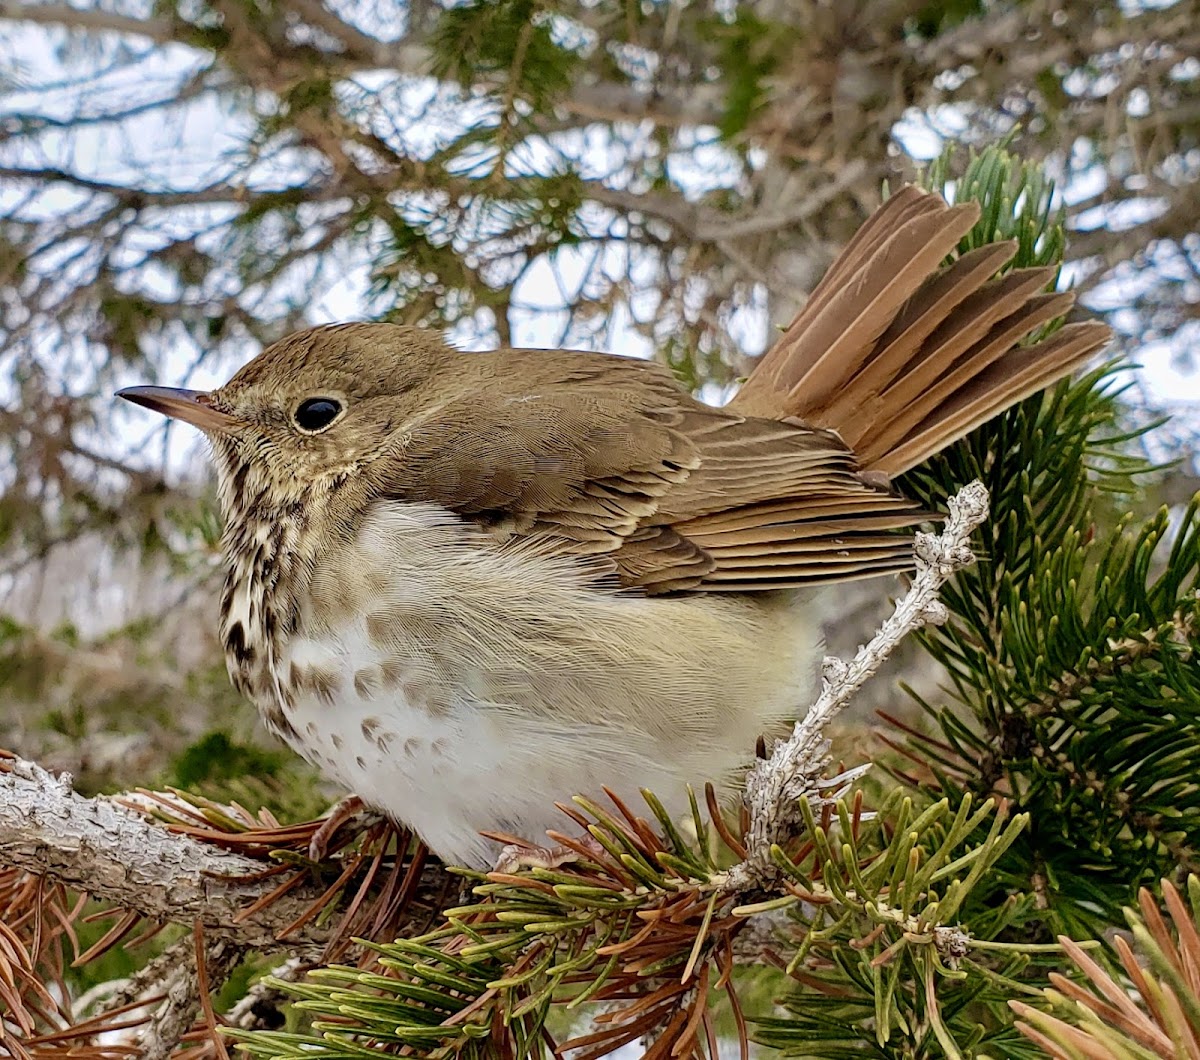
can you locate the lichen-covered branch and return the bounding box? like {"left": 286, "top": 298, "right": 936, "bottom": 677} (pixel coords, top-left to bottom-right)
{"left": 140, "top": 936, "right": 240, "bottom": 1060}
{"left": 726, "top": 480, "right": 990, "bottom": 890}
{"left": 0, "top": 754, "right": 447, "bottom": 950}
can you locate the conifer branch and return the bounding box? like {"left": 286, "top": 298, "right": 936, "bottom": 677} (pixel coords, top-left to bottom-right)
{"left": 726, "top": 480, "right": 989, "bottom": 891}
{"left": 0, "top": 752, "right": 451, "bottom": 952}
{"left": 92, "top": 935, "right": 195, "bottom": 1023}
{"left": 1012, "top": 876, "right": 1200, "bottom": 1058}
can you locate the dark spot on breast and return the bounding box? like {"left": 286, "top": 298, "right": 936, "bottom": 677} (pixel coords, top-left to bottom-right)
{"left": 290, "top": 662, "right": 340, "bottom": 706}
{"left": 360, "top": 717, "right": 394, "bottom": 754}
{"left": 231, "top": 459, "right": 249, "bottom": 501}
{"left": 402, "top": 678, "right": 451, "bottom": 718}
{"left": 225, "top": 621, "right": 254, "bottom": 665}
{"left": 310, "top": 667, "right": 340, "bottom": 706}
{"left": 355, "top": 755, "right": 366, "bottom": 769}
{"left": 331, "top": 733, "right": 344, "bottom": 750}
{"left": 354, "top": 669, "right": 379, "bottom": 699}
{"left": 261, "top": 703, "right": 299, "bottom": 744}
{"left": 380, "top": 660, "right": 407, "bottom": 690}
{"left": 282, "top": 601, "right": 300, "bottom": 637}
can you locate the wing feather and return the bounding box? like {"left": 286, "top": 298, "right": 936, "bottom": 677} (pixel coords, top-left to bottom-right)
{"left": 353, "top": 173, "right": 1108, "bottom": 597}
{"left": 371, "top": 346, "right": 928, "bottom": 593}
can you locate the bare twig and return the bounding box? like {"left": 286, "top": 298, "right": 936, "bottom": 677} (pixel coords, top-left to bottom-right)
{"left": 725, "top": 481, "right": 990, "bottom": 890}
{"left": 0, "top": 2, "right": 177, "bottom": 42}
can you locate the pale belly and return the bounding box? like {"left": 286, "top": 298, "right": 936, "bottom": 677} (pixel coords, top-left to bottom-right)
{"left": 272, "top": 625, "right": 721, "bottom": 868}
{"left": 255, "top": 503, "right": 822, "bottom": 868}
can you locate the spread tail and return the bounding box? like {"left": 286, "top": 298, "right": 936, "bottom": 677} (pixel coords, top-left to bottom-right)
{"left": 729, "top": 185, "right": 1111, "bottom": 477}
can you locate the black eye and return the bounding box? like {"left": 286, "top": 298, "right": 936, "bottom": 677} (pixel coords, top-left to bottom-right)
{"left": 294, "top": 397, "right": 342, "bottom": 432}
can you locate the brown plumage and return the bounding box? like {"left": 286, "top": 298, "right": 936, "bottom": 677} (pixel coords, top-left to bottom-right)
{"left": 216, "top": 186, "right": 1104, "bottom": 594}
{"left": 117, "top": 185, "right": 1111, "bottom": 867}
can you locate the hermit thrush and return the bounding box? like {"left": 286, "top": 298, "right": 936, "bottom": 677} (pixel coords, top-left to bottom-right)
{"left": 118, "top": 187, "right": 1109, "bottom": 868}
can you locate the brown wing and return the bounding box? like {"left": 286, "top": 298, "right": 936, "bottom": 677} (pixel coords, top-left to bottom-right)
{"left": 363, "top": 185, "right": 1109, "bottom": 593}
{"left": 374, "top": 347, "right": 926, "bottom": 594}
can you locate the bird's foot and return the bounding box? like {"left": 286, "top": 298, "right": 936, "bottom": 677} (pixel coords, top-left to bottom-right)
{"left": 308, "top": 795, "right": 369, "bottom": 862}
{"left": 492, "top": 833, "right": 608, "bottom": 874}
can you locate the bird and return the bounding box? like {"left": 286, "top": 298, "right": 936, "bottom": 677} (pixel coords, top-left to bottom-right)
{"left": 117, "top": 186, "right": 1110, "bottom": 869}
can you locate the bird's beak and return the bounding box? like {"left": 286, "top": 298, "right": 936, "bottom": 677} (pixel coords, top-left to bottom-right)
{"left": 116, "top": 386, "right": 239, "bottom": 433}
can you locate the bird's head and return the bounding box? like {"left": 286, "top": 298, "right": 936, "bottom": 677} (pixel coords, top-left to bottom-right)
{"left": 118, "top": 323, "right": 451, "bottom": 512}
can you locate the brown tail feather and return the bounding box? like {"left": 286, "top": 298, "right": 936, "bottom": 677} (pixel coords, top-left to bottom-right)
{"left": 730, "top": 186, "right": 1112, "bottom": 477}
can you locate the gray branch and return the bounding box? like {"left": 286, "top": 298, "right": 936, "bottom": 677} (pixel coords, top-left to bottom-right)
{"left": 724, "top": 481, "right": 990, "bottom": 890}
{"left": 0, "top": 755, "right": 446, "bottom": 951}
{"left": 0, "top": 2, "right": 177, "bottom": 42}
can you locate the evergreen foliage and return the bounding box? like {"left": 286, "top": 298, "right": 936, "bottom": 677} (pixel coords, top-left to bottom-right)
{"left": 893, "top": 150, "right": 1200, "bottom": 941}
{"left": 237, "top": 791, "right": 1041, "bottom": 1059}
{"left": 1013, "top": 876, "right": 1200, "bottom": 1057}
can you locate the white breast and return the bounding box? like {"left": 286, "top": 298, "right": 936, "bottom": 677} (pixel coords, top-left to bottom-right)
{"left": 265, "top": 502, "right": 822, "bottom": 868}
{"left": 275, "top": 621, "right": 673, "bottom": 867}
